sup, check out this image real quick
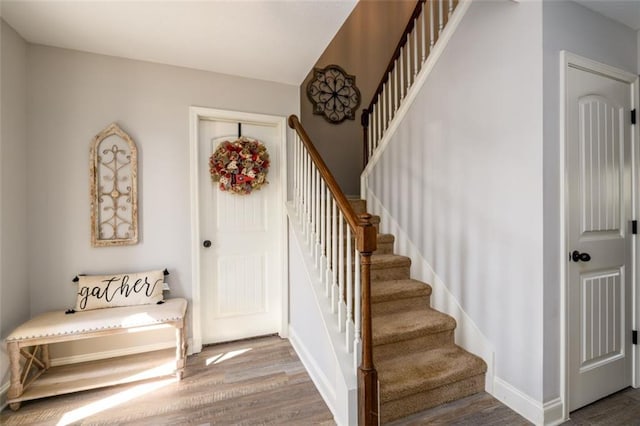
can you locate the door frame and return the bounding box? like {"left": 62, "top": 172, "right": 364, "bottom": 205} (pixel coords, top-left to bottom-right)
{"left": 560, "top": 51, "right": 639, "bottom": 420}
{"left": 189, "top": 106, "right": 288, "bottom": 353}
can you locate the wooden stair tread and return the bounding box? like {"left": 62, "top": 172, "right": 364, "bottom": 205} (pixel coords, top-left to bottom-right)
{"left": 377, "top": 346, "right": 487, "bottom": 403}
{"left": 372, "top": 279, "right": 431, "bottom": 303}
{"left": 373, "top": 309, "right": 455, "bottom": 346}
{"left": 371, "top": 254, "right": 411, "bottom": 270}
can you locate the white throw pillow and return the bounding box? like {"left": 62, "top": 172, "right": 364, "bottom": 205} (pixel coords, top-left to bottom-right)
{"left": 76, "top": 270, "right": 164, "bottom": 311}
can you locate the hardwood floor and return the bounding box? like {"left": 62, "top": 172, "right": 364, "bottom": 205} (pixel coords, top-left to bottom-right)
{"left": 387, "top": 391, "right": 530, "bottom": 425}
{"left": 565, "top": 387, "right": 640, "bottom": 425}
{"left": 0, "top": 336, "right": 334, "bottom": 425}
{"left": 2, "top": 335, "right": 639, "bottom": 425}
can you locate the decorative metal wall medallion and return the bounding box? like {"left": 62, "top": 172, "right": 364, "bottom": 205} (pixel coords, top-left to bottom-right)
{"left": 90, "top": 123, "right": 138, "bottom": 247}
{"left": 307, "top": 64, "right": 361, "bottom": 124}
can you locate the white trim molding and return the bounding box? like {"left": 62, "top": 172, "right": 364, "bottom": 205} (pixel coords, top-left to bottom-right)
{"left": 188, "top": 106, "right": 288, "bottom": 353}
{"left": 559, "top": 51, "right": 639, "bottom": 421}
{"left": 493, "top": 377, "right": 563, "bottom": 426}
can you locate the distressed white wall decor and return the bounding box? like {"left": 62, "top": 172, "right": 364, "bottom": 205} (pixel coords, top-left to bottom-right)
{"left": 90, "top": 123, "right": 138, "bottom": 247}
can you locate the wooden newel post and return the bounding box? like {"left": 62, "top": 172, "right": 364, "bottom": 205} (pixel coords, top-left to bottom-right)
{"left": 357, "top": 213, "right": 378, "bottom": 426}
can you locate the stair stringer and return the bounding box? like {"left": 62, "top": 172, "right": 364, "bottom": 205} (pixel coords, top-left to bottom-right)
{"left": 365, "top": 189, "right": 495, "bottom": 395}
{"left": 286, "top": 203, "right": 357, "bottom": 426}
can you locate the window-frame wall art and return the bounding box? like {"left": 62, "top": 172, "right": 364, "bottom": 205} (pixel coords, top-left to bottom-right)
{"left": 89, "top": 123, "right": 138, "bottom": 247}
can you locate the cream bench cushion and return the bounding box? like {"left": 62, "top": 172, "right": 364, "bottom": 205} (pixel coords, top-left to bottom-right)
{"left": 6, "top": 298, "right": 187, "bottom": 344}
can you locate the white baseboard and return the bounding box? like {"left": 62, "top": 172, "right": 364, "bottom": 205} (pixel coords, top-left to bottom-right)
{"left": 493, "top": 377, "right": 542, "bottom": 424}
{"left": 51, "top": 340, "right": 176, "bottom": 366}
{"left": 365, "top": 190, "right": 495, "bottom": 392}
{"left": 493, "top": 377, "right": 565, "bottom": 426}
{"left": 543, "top": 397, "right": 566, "bottom": 426}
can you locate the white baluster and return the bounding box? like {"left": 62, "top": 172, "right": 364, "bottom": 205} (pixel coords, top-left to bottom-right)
{"left": 394, "top": 61, "right": 399, "bottom": 113}
{"left": 295, "top": 139, "right": 300, "bottom": 217}
{"left": 449, "top": 0, "right": 454, "bottom": 18}
{"left": 315, "top": 169, "right": 321, "bottom": 266}
{"left": 376, "top": 96, "right": 382, "bottom": 150}
{"left": 310, "top": 163, "right": 316, "bottom": 256}
{"left": 413, "top": 22, "right": 419, "bottom": 78}
{"left": 331, "top": 199, "right": 338, "bottom": 313}
{"left": 338, "top": 211, "right": 346, "bottom": 332}
{"left": 353, "top": 250, "right": 362, "bottom": 371}
{"left": 421, "top": 4, "right": 427, "bottom": 63}
{"left": 346, "top": 226, "right": 354, "bottom": 352}
{"left": 406, "top": 31, "right": 412, "bottom": 86}
{"left": 306, "top": 154, "right": 312, "bottom": 246}
{"left": 325, "top": 186, "right": 332, "bottom": 296}
{"left": 368, "top": 109, "right": 373, "bottom": 161}
{"left": 293, "top": 137, "right": 298, "bottom": 212}
{"left": 400, "top": 46, "right": 405, "bottom": 100}
{"left": 307, "top": 154, "right": 312, "bottom": 245}
{"left": 430, "top": 0, "right": 436, "bottom": 51}
{"left": 439, "top": 0, "right": 444, "bottom": 35}
{"left": 320, "top": 179, "right": 326, "bottom": 278}
{"left": 302, "top": 150, "right": 307, "bottom": 239}
{"left": 387, "top": 77, "right": 392, "bottom": 126}
{"left": 381, "top": 83, "right": 386, "bottom": 136}
{"left": 299, "top": 143, "right": 304, "bottom": 220}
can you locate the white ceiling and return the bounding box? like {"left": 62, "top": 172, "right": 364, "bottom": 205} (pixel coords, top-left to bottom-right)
{"left": 2, "top": 1, "right": 638, "bottom": 87}
{"left": 573, "top": 0, "right": 640, "bottom": 30}
{"left": 0, "top": 0, "right": 358, "bottom": 86}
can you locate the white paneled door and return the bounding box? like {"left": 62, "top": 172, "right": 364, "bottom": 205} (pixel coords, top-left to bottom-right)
{"left": 199, "top": 118, "right": 283, "bottom": 345}
{"left": 567, "top": 61, "right": 634, "bottom": 411}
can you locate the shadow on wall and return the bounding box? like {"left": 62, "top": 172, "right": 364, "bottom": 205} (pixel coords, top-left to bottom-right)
{"left": 299, "top": 0, "right": 417, "bottom": 196}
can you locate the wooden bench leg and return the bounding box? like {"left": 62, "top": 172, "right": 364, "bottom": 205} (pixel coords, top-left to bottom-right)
{"left": 7, "top": 341, "right": 23, "bottom": 411}
{"left": 175, "top": 326, "right": 186, "bottom": 380}
{"left": 42, "top": 344, "right": 51, "bottom": 369}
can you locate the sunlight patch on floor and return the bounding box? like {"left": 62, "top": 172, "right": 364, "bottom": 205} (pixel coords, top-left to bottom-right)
{"left": 55, "top": 377, "right": 174, "bottom": 426}
{"left": 205, "top": 348, "right": 252, "bottom": 366}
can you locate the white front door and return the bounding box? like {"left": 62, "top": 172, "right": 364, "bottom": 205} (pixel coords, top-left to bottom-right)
{"left": 566, "top": 59, "right": 634, "bottom": 411}
{"left": 198, "top": 118, "right": 284, "bottom": 345}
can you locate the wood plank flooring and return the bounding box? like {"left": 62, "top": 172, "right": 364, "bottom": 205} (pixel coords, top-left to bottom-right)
{"left": 1, "top": 336, "right": 334, "bottom": 425}
{"left": 2, "top": 335, "right": 639, "bottom": 425}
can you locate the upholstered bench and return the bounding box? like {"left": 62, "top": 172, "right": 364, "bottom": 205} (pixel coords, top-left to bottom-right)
{"left": 5, "top": 297, "right": 187, "bottom": 411}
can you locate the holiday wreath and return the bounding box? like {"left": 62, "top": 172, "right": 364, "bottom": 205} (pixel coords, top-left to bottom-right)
{"left": 209, "top": 137, "right": 270, "bottom": 195}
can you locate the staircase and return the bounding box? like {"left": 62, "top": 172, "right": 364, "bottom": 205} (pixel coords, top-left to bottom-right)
{"left": 351, "top": 199, "right": 487, "bottom": 423}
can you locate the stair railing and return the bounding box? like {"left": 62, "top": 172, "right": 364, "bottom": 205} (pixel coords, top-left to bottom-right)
{"left": 362, "top": 0, "right": 458, "bottom": 167}
{"left": 289, "top": 115, "right": 379, "bottom": 426}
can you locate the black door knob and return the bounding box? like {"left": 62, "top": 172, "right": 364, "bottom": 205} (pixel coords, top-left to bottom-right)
{"left": 571, "top": 250, "right": 591, "bottom": 262}
{"left": 203, "top": 240, "right": 212, "bottom": 248}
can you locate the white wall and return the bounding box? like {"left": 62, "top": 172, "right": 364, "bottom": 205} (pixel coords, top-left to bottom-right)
{"left": 24, "top": 45, "right": 298, "bottom": 357}
{"left": 0, "top": 19, "right": 29, "bottom": 402}
{"left": 287, "top": 214, "right": 356, "bottom": 426}
{"left": 542, "top": 0, "right": 638, "bottom": 403}
{"left": 367, "top": 0, "right": 544, "bottom": 403}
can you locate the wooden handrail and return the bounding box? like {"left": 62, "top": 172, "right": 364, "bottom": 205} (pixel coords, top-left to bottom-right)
{"left": 365, "top": 0, "right": 425, "bottom": 115}
{"left": 288, "top": 114, "right": 378, "bottom": 425}
{"left": 288, "top": 115, "right": 362, "bottom": 234}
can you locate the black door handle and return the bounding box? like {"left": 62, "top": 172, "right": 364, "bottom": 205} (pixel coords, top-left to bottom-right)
{"left": 203, "top": 240, "right": 212, "bottom": 248}
{"left": 571, "top": 250, "right": 591, "bottom": 262}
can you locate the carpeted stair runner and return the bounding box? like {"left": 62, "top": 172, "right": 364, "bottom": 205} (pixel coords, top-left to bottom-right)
{"left": 348, "top": 199, "right": 487, "bottom": 424}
